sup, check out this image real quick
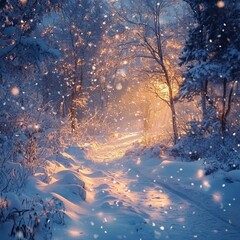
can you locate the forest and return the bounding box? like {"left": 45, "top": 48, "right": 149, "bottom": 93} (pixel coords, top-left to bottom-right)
{"left": 0, "top": 0, "right": 240, "bottom": 239}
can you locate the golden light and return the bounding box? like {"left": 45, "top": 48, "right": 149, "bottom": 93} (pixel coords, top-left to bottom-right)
{"left": 86, "top": 132, "right": 140, "bottom": 163}
{"left": 114, "top": 133, "right": 119, "bottom": 138}
{"left": 136, "top": 158, "right": 141, "bottom": 165}
{"left": 212, "top": 192, "right": 222, "bottom": 203}
{"left": 19, "top": 0, "right": 28, "bottom": 5}
{"left": 68, "top": 229, "right": 83, "bottom": 237}
{"left": 202, "top": 180, "right": 211, "bottom": 189}
{"left": 11, "top": 87, "right": 20, "bottom": 96}
{"left": 116, "top": 83, "right": 123, "bottom": 91}
{"left": 115, "top": 34, "right": 120, "bottom": 40}
{"left": 34, "top": 124, "right": 40, "bottom": 130}
{"left": 144, "top": 189, "right": 172, "bottom": 220}
{"left": 196, "top": 169, "right": 204, "bottom": 179}
{"left": 217, "top": 1, "right": 225, "bottom": 8}
{"left": 97, "top": 212, "right": 104, "bottom": 218}
{"left": 150, "top": 80, "right": 179, "bottom": 102}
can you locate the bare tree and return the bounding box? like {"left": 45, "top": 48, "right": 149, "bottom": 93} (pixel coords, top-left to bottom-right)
{"left": 44, "top": 0, "right": 106, "bottom": 131}
{"left": 109, "top": 0, "right": 185, "bottom": 143}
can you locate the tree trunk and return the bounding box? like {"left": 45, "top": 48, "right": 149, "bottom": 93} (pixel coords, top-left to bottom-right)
{"left": 201, "top": 80, "right": 208, "bottom": 122}
{"left": 70, "top": 84, "right": 77, "bottom": 132}
{"left": 225, "top": 83, "right": 234, "bottom": 121}
{"left": 221, "top": 80, "right": 234, "bottom": 135}
{"left": 221, "top": 78, "right": 227, "bottom": 135}
{"left": 143, "top": 101, "right": 151, "bottom": 145}
{"left": 169, "top": 97, "right": 178, "bottom": 144}
{"left": 162, "top": 65, "right": 179, "bottom": 144}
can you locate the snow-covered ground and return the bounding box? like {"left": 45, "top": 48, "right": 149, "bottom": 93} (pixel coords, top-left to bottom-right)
{"left": 1, "top": 132, "right": 240, "bottom": 240}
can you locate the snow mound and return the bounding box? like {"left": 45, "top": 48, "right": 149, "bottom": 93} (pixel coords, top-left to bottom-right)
{"left": 224, "top": 170, "right": 240, "bottom": 183}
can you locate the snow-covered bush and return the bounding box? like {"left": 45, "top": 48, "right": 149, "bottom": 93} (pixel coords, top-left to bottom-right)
{"left": 0, "top": 194, "right": 65, "bottom": 240}
{"left": 0, "top": 163, "right": 30, "bottom": 193}
{"left": 0, "top": 5, "right": 65, "bottom": 190}
{"left": 0, "top": 92, "right": 64, "bottom": 192}
{"left": 170, "top": 130, "right": 240, "bottom": 173}
{"left": 57, "top": 109, "right": 115, "bottom": 148}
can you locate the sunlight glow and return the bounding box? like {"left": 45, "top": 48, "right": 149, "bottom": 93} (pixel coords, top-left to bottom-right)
{"left": 86, "top": 132, "right": 140, "bottom": 162}
{"left": 145, "top": 190, "right": 172, "bottom": 220}
{"left": 64, "top": 210, "right": 80, "bottom": 221}
{"left": 68, "top": 229, "right": 83, "bottom": 237}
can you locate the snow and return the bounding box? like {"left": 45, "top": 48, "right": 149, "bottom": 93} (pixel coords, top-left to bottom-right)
{"left": 20, "top": 37, "right": 61, "bottom": 58}
{"left": 1, "top": 133, "right": 240, "bottom": 239}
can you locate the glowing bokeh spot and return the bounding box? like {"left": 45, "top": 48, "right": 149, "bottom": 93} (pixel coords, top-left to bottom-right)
{"left": 196, "top": 169, "right": 204, "bottom": 179}
{"left": 217, "top": 1, "right": 225, "bottom": 8}
{"left": 116, "top": 83, "right": 123, "bottom": 91}
{"left": 11, "top": 87, "right": 20, "bottom": 96}
{"left": 19, "top": 0, "right": 28, "bottom": 5}
{"left": 203, "top": 180, "right": 211, "bottom": 189}
{"left": 136, "top": 158, "right": 141, "bottom": 165}
{"left": 212, "top": 192, "right": 222, "bottom": 202}
{"left": 160, "top": 226, "right": 165, "bottom": 231}
{"left": 34, "top": 124, "right": 40, "bottom": 130}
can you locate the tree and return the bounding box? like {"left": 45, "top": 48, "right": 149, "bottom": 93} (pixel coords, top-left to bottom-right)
{"left": 0, "top": 0, "right": 63, "bottom": 127}
{"left": 0, "top": 0, "right": 65, "bottom": 181}
{"left": 0, "top": 0, "right": 62, "bottom": 73}
{"left": 0, "top": 0, "right": 64, "bottom": 141}
{"left": 180, "top": 0, "right": 240, "bottom": 134}
{"left": 40, "top": 0, "right": 107, "bottom": 131}
{"left": 110, "top": 0, "right": 184, "bottom": 144}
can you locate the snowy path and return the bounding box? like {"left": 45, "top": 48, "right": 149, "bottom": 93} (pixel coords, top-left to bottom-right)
{"left": 97, "top": 165, "right": 239, "bottom": 240}
{"left": 130, "top": 166, "right": 240, "bottom": 239}
{"left": 76, "top": 133, "right": 239, "bottom": 240}
{"left": 29, "top": 133, "right": 240, "bottom": 240}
